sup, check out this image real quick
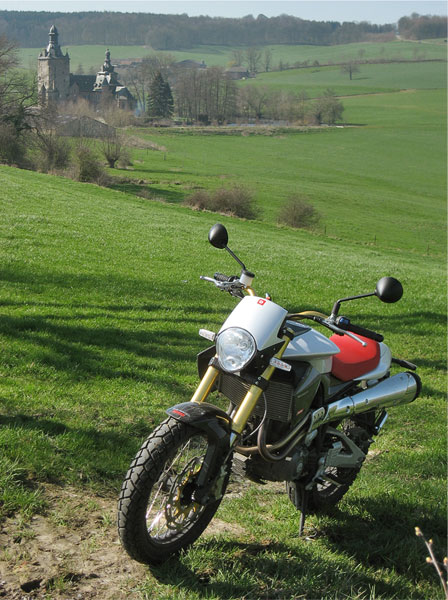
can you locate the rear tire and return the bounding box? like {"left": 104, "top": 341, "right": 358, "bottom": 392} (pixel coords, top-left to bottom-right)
{"left": 118, "top": 417, "right": 229, "bottom": 564}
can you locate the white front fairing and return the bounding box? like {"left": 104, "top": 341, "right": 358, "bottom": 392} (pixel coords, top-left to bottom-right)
{"left": 218, "top": 297, "right": 340, "bottom": 375}
{"left": 219, "top": 296, "right": 287, "bottom": 350}
{"left": 283, "top": 327, "right": 340, "bottom": 374}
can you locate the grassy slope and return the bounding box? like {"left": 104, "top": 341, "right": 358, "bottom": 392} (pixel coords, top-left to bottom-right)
{"left": 116, "top": 86, "right": 445, "bottom": 256}
{"left": 19, "top": 39, "right": 447, "bottom": 71}
{"left": 0, "top": 164, "right": 446, "bottom": 599}
{"left": 244, "top": 60, "right": 447, "bottom": 96}
{"left": 3, "top": 39, "right": 447, "bottom": 599}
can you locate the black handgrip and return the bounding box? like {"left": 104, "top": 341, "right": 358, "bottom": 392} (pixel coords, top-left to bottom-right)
{"left": 336, "top": 317, "right": 384, "bottom": 343}
{"left": 214, "top": 272, "right": 233, "bottom": 282}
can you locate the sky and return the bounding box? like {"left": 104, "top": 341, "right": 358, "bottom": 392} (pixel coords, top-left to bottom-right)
{"left": 0, "top": 1, "right": 446, "bottom": 24}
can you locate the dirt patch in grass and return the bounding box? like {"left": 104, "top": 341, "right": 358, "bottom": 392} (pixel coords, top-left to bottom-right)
{"left": 0, "top": 477, "right": 251, "bottom": 599}
{"left": 0, "top": 483, "right": 146, "bottom": 599}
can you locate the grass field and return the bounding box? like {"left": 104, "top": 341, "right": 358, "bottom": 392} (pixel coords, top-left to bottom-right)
{"left": 244, "top": 61, "right": 447, "bottom": 96}
{"left": 2, "top": 38, "right": 447, "bottom": 599}
{"left": 0, "top": 163, "right": 446, "bottom": 598}
{"left": 18, "top": 39, "right": 447, "bottom": 72}
{"left": 109, "top": 85, "right": 446, "bottom": 257}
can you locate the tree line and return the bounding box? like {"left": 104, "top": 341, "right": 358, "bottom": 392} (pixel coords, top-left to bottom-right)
{"left": 130, "top": 62, "right": 344, "bottom": 126}
{"left": 398, "top": 13, "right": 447, "bottom": 40}
{"left": 0, "top": 10, "right": 395, "bottom": 49}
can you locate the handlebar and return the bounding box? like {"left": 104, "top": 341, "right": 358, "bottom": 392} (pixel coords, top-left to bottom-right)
{"left": 200, "top": 273, "right": 246, "bottom": 298}
{"left": 213, "top": 272, "right": 237, "bottom": 283}
{"left": 335, "top": 317, "right": 384, "bottom": 343}
{"left": 288, "top": 312, "right": 383, "bottom": 346}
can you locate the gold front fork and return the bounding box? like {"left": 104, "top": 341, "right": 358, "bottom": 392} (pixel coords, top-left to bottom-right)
{"left": 190, "top": 332, "right": 292, "bottom": 436}
{"left": 190, "top": 364, "right": 219, "bottom": 404}
{"left": 230, "top": 333, "right": 291, "bottom": 434}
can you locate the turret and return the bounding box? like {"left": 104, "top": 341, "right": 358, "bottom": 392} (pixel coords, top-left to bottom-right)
{"left": 38, "top": 25, "right": 70, "bottom": 103}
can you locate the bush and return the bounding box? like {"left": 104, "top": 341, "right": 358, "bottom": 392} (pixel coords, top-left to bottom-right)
{"left": 33, "top": 132, "right": 71, "bottom": 173}
{"left": 0, "top": 123, "right": 27, "bottom": 166}
{"left": 184, "top": 185, "right": 257, "bottom": 220}
{"left": 73, "top": 141, "right": 107, "bottom": 184}
{"left": 278, "top": 195, "right": 320, "bottom": 229}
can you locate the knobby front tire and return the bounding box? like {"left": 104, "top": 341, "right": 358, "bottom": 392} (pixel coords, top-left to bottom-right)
{"left": 118, "top": 417, "right": 228, "bottom": 565}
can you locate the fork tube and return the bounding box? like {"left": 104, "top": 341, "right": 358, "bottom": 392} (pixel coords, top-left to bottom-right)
{"left": 190, "top": 364, "right": 219, "bottom": 404}
{"left": 230, "top": 334, "right": 292, "bottom": 435}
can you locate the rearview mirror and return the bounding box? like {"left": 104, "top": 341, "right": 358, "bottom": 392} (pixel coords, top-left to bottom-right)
{"left": 208, "top": 223, "right": 228, "bottom": 249}
{"left": 375, "top": 277, "right": 403, "bottom": 303}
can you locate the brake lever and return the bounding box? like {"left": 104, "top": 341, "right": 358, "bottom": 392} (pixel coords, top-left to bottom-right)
{"left": 200, "top": 275, "right": 245, "bottom": 296}
{"left": 323, "top": 319, "right": 367, "bottom": 347}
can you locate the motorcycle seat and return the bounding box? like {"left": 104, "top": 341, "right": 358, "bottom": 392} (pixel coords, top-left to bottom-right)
{"left": 329, "top": 334, "right": 381, "bottom": 381}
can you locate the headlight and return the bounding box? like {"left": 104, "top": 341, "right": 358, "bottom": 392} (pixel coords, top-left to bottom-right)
{"left": 216, "top": 327, "right": 257, "bottom": 373}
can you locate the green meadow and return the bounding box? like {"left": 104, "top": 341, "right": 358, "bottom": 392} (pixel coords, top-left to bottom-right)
{"left": 112, "top": 85, "right": 446, "bottom": 257}
{"left": 19, "top": 38, "right": 447, "bottom": 71}
{"left": 1, "top": 40, "right": 446, "bottom": 599}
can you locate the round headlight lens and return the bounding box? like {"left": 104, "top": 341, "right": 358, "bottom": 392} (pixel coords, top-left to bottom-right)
{"left": 216, "top": 327, "right": 256, "bottom": 373}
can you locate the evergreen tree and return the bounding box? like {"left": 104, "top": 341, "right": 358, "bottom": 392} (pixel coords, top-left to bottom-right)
{"left": 147, "top": 71, "right": 174, "bottom": 118}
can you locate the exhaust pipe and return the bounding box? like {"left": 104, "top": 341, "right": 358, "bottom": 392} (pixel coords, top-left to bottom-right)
{"left": 309, "top": 372, "right": 421, "bottom": 432}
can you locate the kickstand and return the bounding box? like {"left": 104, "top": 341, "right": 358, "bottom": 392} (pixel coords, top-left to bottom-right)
{"left": 299, "top": 486, "right": 308, "bottom": 537}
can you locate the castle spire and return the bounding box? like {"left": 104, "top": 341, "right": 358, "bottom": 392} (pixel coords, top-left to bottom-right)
{"left": 46, "top": 24, "right": 64, "bottom": 57}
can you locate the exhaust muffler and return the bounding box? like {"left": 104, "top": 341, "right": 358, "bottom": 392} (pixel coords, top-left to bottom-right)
{"left": 309, "top": 372, "right": 421, "bottom": 432}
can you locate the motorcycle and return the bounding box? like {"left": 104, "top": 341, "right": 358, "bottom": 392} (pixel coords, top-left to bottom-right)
{"left": 118, "top": 223, "right": 421, "bottom": 565}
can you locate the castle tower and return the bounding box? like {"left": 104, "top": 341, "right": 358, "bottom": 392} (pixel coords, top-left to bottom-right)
{"left": 38, "top": 25, "right": 70, "bottom": 104}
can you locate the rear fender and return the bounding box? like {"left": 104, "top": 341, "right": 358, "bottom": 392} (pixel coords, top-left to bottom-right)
{"left": 166, "top": 402, "right": 232, "bottom": 502}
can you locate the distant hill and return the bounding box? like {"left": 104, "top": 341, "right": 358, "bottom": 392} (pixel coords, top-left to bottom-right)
{"left": 0, "top": 10, "right": 396, "bottom": 49}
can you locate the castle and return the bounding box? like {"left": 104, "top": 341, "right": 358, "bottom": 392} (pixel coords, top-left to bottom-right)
{"left": 38, "top": 25, "right": 135, "bottom": 110}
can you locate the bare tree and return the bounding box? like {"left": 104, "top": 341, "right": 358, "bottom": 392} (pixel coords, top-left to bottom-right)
{"left": 239, "top": 85, "right": 269, "bottom": 120}
{"left": 309, "top": 89, "right": 344, "bottom": 124}
{"left": 263, "top": 48, "right": 273, "bottom": 72}
{"left": 245, "top": 47, "right": 262, "bottom": 73}
{"left": 174, "top": 67, "right": 237, "bottom": 124}
{"left": 0, "top": 34, "right": 37, "bottom": 135}
{"left": 230, "top": 48, "right": 244, "bottom": 67}
{"left": 99, "top": 131, "right": 129, "bottom": 168}
{"left": 341, "top": 61, "right": 360, "bottom": 80}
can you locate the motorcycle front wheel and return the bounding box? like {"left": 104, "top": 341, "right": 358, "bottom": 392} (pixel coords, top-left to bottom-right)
{"left": 118, "top": 417, "right": 229, "bottom": 565}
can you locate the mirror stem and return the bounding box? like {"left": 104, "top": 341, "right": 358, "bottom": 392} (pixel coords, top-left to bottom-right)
{"left": 225, "top": 246, "right": 246, "bottom": 271}
{"left": 330, "top": 292, "right": 376, "bottom": 319}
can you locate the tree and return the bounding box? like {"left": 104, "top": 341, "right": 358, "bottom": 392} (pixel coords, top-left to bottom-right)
{"left": 238, "top": 85, "right": 269, "bottom": 120}
{"left": 0, "top": 34, "right": 36, "bottom": 165}
{"left": 263, "top": 48, "right": 273, "bottom": 72}
{"left": 230, "top": 49, "right": 244, "bottom": 67}
{"left": 122, "top": 53, "right": 175, "bottom": 113}
{"left": 147, "top": 71, "right": 174, "bottom": 118}
{"left": 341, "top": 61, "right": 360, "bottom": 80}
{"left": 310, "top": 89, "right": 344, "bottom": 125}
{"left": 100, "top": 131, "right": 129, "bottom": 168}
{"left": 174, "top": 67, "right": 237, "bottom": 124}
{"left": 245, "top": 47, "right": 262, "bottom": 73}
{"left": 0, "top": 34, "right": 37, "bottom": 136}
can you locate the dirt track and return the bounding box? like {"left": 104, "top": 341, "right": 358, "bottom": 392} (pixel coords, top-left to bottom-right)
{"left": 0, "top": 483, "right": 147, "bottom": 599}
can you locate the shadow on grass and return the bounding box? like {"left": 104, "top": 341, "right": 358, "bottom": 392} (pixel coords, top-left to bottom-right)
{"left": 0, "top": 265, "right": 229, "bottom": 386}
{"left": 149, "top": 537, "right": 403, "bottom": 599}
{"left": 317, "top": 494, "right": 447, "bottom": 575}
{"left": 107, "top": 181, "right": 186, "bottom": 204}
{"left": 0, "top": 413, "right": 148, "bottom": 488}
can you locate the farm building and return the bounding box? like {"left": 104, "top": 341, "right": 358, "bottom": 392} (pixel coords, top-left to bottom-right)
{"left": 54, "top": 115, "right": 116, "bottom": 138}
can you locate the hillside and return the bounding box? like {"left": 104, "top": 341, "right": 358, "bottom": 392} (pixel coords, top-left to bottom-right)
{"left": 18, "top": 39, "right": 448, "bottom": 72}
{"left": 0, "top": 164, "right": 445, "bottom": 598}
{"left": 0, "top": 25, "right": 447, "bottom": 599}
{"left": 2, "top": 10, "right": 395, "bottom": 48}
